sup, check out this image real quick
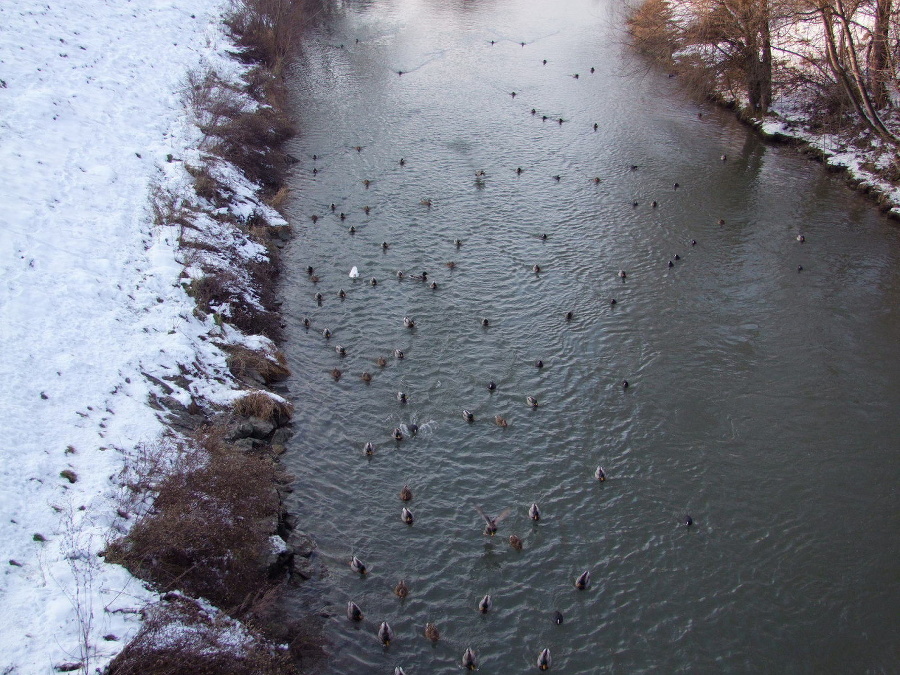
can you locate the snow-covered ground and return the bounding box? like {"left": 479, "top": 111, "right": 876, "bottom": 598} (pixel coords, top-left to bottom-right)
{"left": 0, "top": 1, "right": 278, "bottom": 671}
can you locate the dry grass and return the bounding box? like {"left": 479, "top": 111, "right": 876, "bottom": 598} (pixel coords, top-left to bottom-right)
{"left": 107, "top": 594, "right": 297, "bottom": 675}
{"left": 226, "top": 345, "right": 290, "bottom": 384}
{"left": 232, "top": 391, "right": 293, "bottom": 424}
{"left": 105, "top": 428, "right": 281, "bottom": 609}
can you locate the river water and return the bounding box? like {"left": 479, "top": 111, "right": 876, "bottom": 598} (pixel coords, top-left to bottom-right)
{"left": 279, "top": 0, "right": 900, "bottom": 672}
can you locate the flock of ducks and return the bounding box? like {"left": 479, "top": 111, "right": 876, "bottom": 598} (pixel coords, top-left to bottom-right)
{"left": 295, "top": 28, "right": 812, "bottom": 674}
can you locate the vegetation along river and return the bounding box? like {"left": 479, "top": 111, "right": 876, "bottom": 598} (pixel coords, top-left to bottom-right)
{"left": 278, "top": 0, "right": 900, "bottom": 671}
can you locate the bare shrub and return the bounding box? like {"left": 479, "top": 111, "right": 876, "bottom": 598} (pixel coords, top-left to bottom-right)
{"left": 627, "top": 0, "right": 677, "bottom": 67}
{"left": 187, "top": 272, "right": 235, "bottom": 314}
{"left": 150, "top": 183, "right": 195, "bottom": 230}
{"left": 105, "top": 428, "right": 281, "bottom": 609}
{"left": 107, "top": 594, "right": 296, "bottom": 675}
{"left": 224, "top": 0, "right": 320, "bottom": 71}
{"left": 232, "top": 391, "right": 293, "bottom": 424}
{"left": 225, "top": 345, "right": 290, "bottom": 384}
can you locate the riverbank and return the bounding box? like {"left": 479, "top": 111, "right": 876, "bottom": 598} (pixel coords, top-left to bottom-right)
{"left": 0, "top": 0, "right": 320, "bottom": 672}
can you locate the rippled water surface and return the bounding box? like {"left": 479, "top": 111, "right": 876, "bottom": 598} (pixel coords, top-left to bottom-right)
{"left": 280, "top": 0, "right": 900, "bottom": 671}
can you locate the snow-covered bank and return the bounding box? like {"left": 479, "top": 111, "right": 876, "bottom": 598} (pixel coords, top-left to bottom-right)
{"left": 0, "top": 0, "right": 296, "bottom": 671}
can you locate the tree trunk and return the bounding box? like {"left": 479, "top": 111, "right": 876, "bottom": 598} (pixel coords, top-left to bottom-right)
{"left": 870, "top": 0, "right": 891, "bottom": 108}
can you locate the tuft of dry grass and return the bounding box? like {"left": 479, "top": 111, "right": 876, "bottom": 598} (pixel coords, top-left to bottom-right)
{"left": 226, "top": 345, "right": 290, "bottom": 384}
{"left": 232, "top": 391, "right": 293, "bottom": 424}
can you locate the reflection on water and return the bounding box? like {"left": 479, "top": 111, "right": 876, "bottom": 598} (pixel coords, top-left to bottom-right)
{"left": 280, "top": 0, "right": 900, "bottom": 671}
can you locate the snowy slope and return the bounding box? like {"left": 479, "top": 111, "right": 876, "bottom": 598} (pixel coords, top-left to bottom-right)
{"left": 0, "top": 0, "right": 262, "bottom": 671}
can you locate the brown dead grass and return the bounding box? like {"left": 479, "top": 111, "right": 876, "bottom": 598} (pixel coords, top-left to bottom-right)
{"left": 232, "top": 391, "right": 293, "bottom": 424}
{"left": 226, "top": 345, "right": 290, "bottom": 384}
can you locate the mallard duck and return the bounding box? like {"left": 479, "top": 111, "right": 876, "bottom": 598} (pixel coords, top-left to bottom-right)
{"left": 347, "top": 601, "right": 363, "bottom": 621}
{"left": 543, "top": 59, "right": 547, "bottom": 64}
{"left": 315, "top": 292, "right": 323, "bottom": 304}
{"left": 529, "top": 503, "right": 540, "bottom": 521}
{"left": 446, "top": 261, "right": 456, "bottom": 269}
{"left": 537, "top": 648, "right": 552, "bottom": 670}
{"left": 376, "top": 356, "right": 388, "bottom": 368}
{"left": 355, "top": 146, "right": 364, "bottom": 153}
{"left": 531, "top": 108, "right": 537, "bottom": 115}
{"left": 618, "top": 270, "right": 626, "bottom": 279}
{"left": 394, "top": 349, "right": 404, "bottom": 360}
{"left": 474, "top": 505, "right": 510, "bottom": 536}
{"left": 336, "top": 345, "right": 346, "bottom": 356}
{"left": 610, "top": 298, "right": 617, "bottom": 305}
{"left": 797, "top": 234, "right": 805, "bottom": 242}
{"left": 798, "top": 265, "right": 804, "bottom": 272}
{"left": 478, "top": 594, "right": 493, "bottom": 613}
{"left": 404, "top": 316, "right": 415, "bottom": 328}
{"left": 526, "top": 396, "right": 538, "bottom": 408}
{"left": 421, "top": 198, "right": 432, "bottom": 207}
{"left": 668, "top": 260, "right": 674, "bottom": 268}
{"left": 424, "top": 622, "right": 440, "bottom": 642}
{"left": 306, "top": 265, "right": 315, "bottom": 275}
{"left": 509, "top": 534, "right": 523, "bottom": 550}
{"left": 462, "top": 647, "right": 478, "bottom": 670}
{"left": 565, "top": 311, "right": 573, "bottom": 321}
{"left": 331, "top": 368, "right": 342, "bottom": 381}
{"left": 430, "top": 281, "right": 438, "bottom": 289}
{"left": 399, "top": 158, "right": 405, "bottom": 166}
{"left": 673, "top": 182, "right": 680, "bottom": 190}
{"left": 462, "top": 409, "right": 474, "bottom": 422}
{"left": 378, "top": 622, "right": 394, "bottom": 646}
{"left": 573, "top": 73, "right": 579, "bottom": 79}
{"left": 632, "top": 201, "right": 639, "bottom": 207}
{"left": 311, "top": 214, "right": 319, "bottom": 223}
{"left": 553, "top": 174, "right": 561, "bottom": 181}
{"left": 364, "top": 205, "right": 371, "bottom": 214}
{"left": 593, "top": 122, "right": 598, "bottom": 130}
{"left": 717, "top": 218, "right": 725, "bottom": 225}
{"left": 408, "top": 423, "right": 419, "bottom": 435}
{"left": 338, "top": 289, "right": 346, "bottom": 299}
{"left": 455, "top": 238, "right": 463, "bottom": 247}
{"left": 651, "top": 200, "right": 658, "bottom": 208}
{"left": 516, "top": 167, "right": 523, "bottom": 174}
{"left": 350, "top": 556, "right": 367, "bottom": 574}
{"left": 721, "top": 154, "right": 727, "bottom": 161}
{"left": 322, "top": 328, "right": 331, "bottom": 339}
{"left": 310, "top": 274, "right": 321, "bottom": 282}
{"left": 533, "top": 264, "right": 541, "bottom": 273}
{"left": 349, "top": 225, "right": 356, "bottom": 234}
{"left": 691, "top": 239, "right": 697, "bottom": 246}
{"left": 396, "top": 270, "right": 405, "bottom": 279}
{"left": 401, "top": 507, "right": 414, "bottom": 525}
{"left": 330, "top": 203, "right": 336, "bottom": 211}
{"left": 622, "top": 380, "right": 629, "bottom": 389}
{"left": 595, "top": 466, "right": 606, "bottom": 481}
{"left": 370, "top": 277, "right": 378, "bottom": 286}
{"left": 399, "top": 484, "right": 412, "bottom": 501}
{"left": 302, "top": 317, "right": 311, "bottom": 328}
{"left": 395, "top": 579, "right": 409, "bottom": 598}
{"left": 575, "top": 570, "right": 590, "bottom": 589}
{"left": 495, "top": 415, "right": 508, "bottom": 428}
{"left": 382, "top": 241, "right": 389, "bottom": 250}
{"left": 535, "top": 359, "right": 544, "bottom": 369}
{"left": 592, "top": 176, "right": 601, "bottom": 184}
{"left": 394, "top": 668, "right": 406, "bottom": 675}
{"left": 393, "top": 427, "right": 404, "bottom": 441}
{"left": 363, "top": 442, "right": 375, "bottom": 456}
{"left": 684, "top": 514, "right": 693, "bottom": 528}
{"left": 510, "top": 91, "right": 516, "bottom": 97}
{"left": 481, "top": 318, "right": 490, "bottom": 327}
{"left": 487, "top": 381, "right": 497, "bottom": 391}
{"left": 674, "top": 254, "right": 681, "bottom": 260}
{"left": 542, "top": 115, "right": 548, "bottom": 121}
{"left": 554, "top": 610, "right": 564, "bottom": 625}
{"left": 363, "top": 179, "right": 371, "bottom": 187}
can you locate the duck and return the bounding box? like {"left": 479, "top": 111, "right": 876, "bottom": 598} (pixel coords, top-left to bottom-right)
{"left": 531, "top": 108, "right": 537, "bottom": 115}
{"left": 554, "top": 610, "right": 564, "bottom": 625}
{"left": 543, "top": 59, "right": 548, "bottom": 64}
{"left": 378, "top": 622, "right": 394, "bottom": 646}
{"left": 542, "top": 115, "right": 548, "bottom": 121}
{"left": 350, "top": 556, "right": 367, "bottom": 574}
{"left": 529, "top": 503, "right": 541, "bottom": 521}
{"left": 593, "top": 122, "right": 598, "bottom": 130}
{"left": 533, "top": 264, "right": 541, "bottom": 273}
{"left": 632, "top": 201, "right": 639, "bottom": 207}
{"left": 338, "top": 289, "right": 346, "bottom": 299}
{"left": 595, "top": 466, "right": 606, "bottom": 481}
{"left": 684, "top": 514, "right": 694, "bottom": 528}
{"left": 446, "top": 261, "right": 456, "bottom": 269}
{"left": 311, "top": 214, "right": 319, "bottom": 223}
{"left": 430, "top": 281, "right": 438, "bottom": 289}
{"left": 668, "top": 260, "right": 674, "bottom": 268}
{"left": 535, "top": 359, "right": 544, "bottom": 369}
{"left": 516, "top": 167, "right": 523, "bottom": 175}
{"left": 396, "top": 270, "right": 405, "bottom": 279}
{"left": 399, "top": 484, "right": 413, "bottom": 501}
{"left": 424, "top": 622, "right": 440, "bottom": 642}
{"left": 339, "top": 212, "right": 346, "bottom": 221}
{"left": 408, "top": 423, "right": 419, "bottom": 436}
{"left": 691, "top": 239, "right": 697, "bottom": 246}
{"left": 622, "top": 379, "right": 629, "bottom": 389}
{"left": 526, "top": 396, "right": 539, "bottom": 408}
{"left": 455, "top": 238, "right": 463, "bottom": 247}
{"left": 355, "top": 146, "right": 364, "bottom": 153}
{"left": 575, "top": 570, "right": 590, "bottom": 589}
{"left": 397, "top": 391, "right": 408, "bottom": 403}
{"left": 403, "top": 316, "right": 415, "bottom": 328}
{"left": 674, "top": 254, "right": 681, "bottom": 260}
{"left": 393, "top": 428, "right": 404, "bottom": 441}
{"left": 558, "top": 118, "right": 564, "bottom": 125}
{"left": 382, "top": 241, "right": 389, "bottom": 250}
{"left": 401, "top": 507, "right": 414, "bottom": 525}
{"left": 610, "top": 298, "right": 617, "bottom": 305}
{"left": 360, "top": 371, "right": 372, "bottom": 383}
{"left": 541, "top": 233, "right": 548, "bottom": 240}
{"left": 307, "top": 265, "right": 315, "bottom": 276}
{"left": 590, "top": 66, "right": 595, "bottom": 73}
{"left": 310, "top": 274, "right": 320, "bottom": 283}
{"left": 592, "top": 177, "right": 601, "bottom": 184}
{"left": 717, "top": 218, "right": 725, "bottom": 225}
{"left": 331, "top": 203, "right": 336, "bottom": 211}
{"left": 651, "top": 200, "right": 658, "bottom": 208}
{"left": 618, "top": 270, "right": 627, "bottom": 279}
{"left": 376, "top": 356, "right": 388, "bottom": 368}
{"left": 721, "top": 153, "right": 727, "bottom": 161}
{"left": 462, "top": 648, "right": 478, "bottom": 670}
{"left": 395, "top": 579, "right": 409, "bottom": 599}
{"left": 331, "top": 368, "right": 342, "bottom": 381}
{"left": 302, "top": 317, "right": 311, "bottom": 328}
{"left": 553, "top": 174, "right": 561, "bottom": 181}
{"left": 798, "top": 265, "right": 804, "bottom": 272}
{"left": 797, "top": 234, "right": 805, "bottom": 242}
{"left": 673, "top": 182, "right": 680, "bottom": 190}
{"left": 510, "top": 91, "right": 516, "bottom": 97}
{"left": 495, "top": 415, "right": 508, "bottom": 428}
{"left": 474, "top": 505, "right": 511, "bottom": 535}
{"left": 362, "top": 179, "right": 371, "bottom": 187}
{"left": 630, "top": 164, "right": 638, "bottom": 171}
{"left": 481, "top": 318, "right": 490, "bottom": 327}
{"left": 394, "top": 668, "right": 406, "bottom": 675}
{"left": 347, "top": 601, "right": 363, "bottom": 622}
{"left": 478, "top": 594, "right": 493, "bottom": 613}
{"left": 462, "top": 409, "right": 475, "bottom": 423}
{"left": 370, "top": 277, "right": 378, "bottom": 286}
{"left": 349, "top": 266, "right": 359, "bottom": 278}
{"left": 363, "top": 442, "right": 375, "bottom": 456}
{"left": 315, "top": 292, "right": 324, "bottom": 304}
{"left": 509, "top": 534, "right": 523, "bottom": 550}
{"left": 565, "top": 311, "right": 574, "bottom": 321}
{"left": 399, "top": 158, "right": 405, "bottom": 166}
{"left": 537, "top": 648, "right": 552, "bottom": 670}
{"left": 322, "top": 328, "right": 331, "bottom": 339}
{"left": 336, "top": 345, "right": 346, "bottom": 356}
{"left": 488, "top": 381, "right": 497, "bottom": 391}
{"left": 364, "top": 205, "right": 371, "bottom": 214}
{"left": 394, "top": 349, "right": 404, "bottom": 360}
{"left": 420, "top": 198, "right": 432, "bottom": 207}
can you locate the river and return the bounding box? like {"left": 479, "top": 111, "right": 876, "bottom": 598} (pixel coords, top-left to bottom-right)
{"left": 279, "top": 0, "right": 900, "bottom": 671}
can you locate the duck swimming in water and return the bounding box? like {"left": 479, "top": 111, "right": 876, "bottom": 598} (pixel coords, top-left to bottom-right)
{"left": 350, "top": 556, "right": 367, "bottom": 575}
{"left": 424, "top": 622, "right": 440, "bottom": 642}
{"left": 401, "top": 507, "right": 414, "bottom": 525}
{"left": 322, "top": 328, "right": 331, "bottom": 339}
{"left": 403, "top": 316, "right": 415, "bottom": 328}
{"left": 394, "top": 668, "right": 405, "bottom": 675}
{"left": 488, "top": 381, "right": 497, "bottom": 391}
{"left": 554, "top": 610, "right": 564, "bottom": 625}
{"left": 526, "top": 396, "right": 539, "bottom": 408}
{"left": 478, "top": 594, "right": 493, "bottom": 613}
{"left": 378, "top": 622, "right": 394, "bottom": 646}
{"left": 495, "top": 415, "right": 508, "bottom": 428}
{"left": 360, "top": 371, "right": 372, "bottom": 383}
{"left": 397, "top": 392, "right": 408, "bottom": 403}
{"left": 462, "top": 409, "right": 475, "bottom": 422}
{"left": 381, "top": 241, "right": 389, "bottom": 250}
{"left": 537, "top": 648, "right": 552, "bottom": 670}
{"left": 331, "top": 368, "right": 342, "bottom": 381}
{"left": 533, "top": 264, "right": 541, "bottom": 273}
{"left": 509, "top": 535, "right": 523, "bottom": 550}
{"left": 446, "top": 261, "right": 456, "bottom": 269}
{"left": 408, "top": 423, "right": 418, "bottom": 436}
{"left": 565, "top": 311, "right": 574, "bottom": 321}
{"left": 377, "top": 356, "right": 388, "bottom": 367}
{"left": 595, "top": 466, "right": 606, "bottom": 481}
{"left": 311, "top": 214, "right": 318, "bottom": 223}
{"left": 303, "top": 317, "right": 311, "bottom": 328}
{"left": 535, "top": 359, "right": 544, "bottom": 369}
{"left": 349, "top": 266, "right": 359, "bottom": 278}
{"left": 399, "top": 484, "right": 412, "bottom": 501}
{"left": 462, "top": 648, "right": 478, "bottom": 670}
{"left": 347, "top": 601, "right": 363, "bottom": 622}
{"left": 529, "top": 503, "right": 541, "bottom": 521}
{"left": 370, "top": 277, "right": 377, "bottom": 286}
{"left": 396, "top": 270, "right": 404, "bottom": 279}
{"left": 363, "top": 442, "right": 375, "bottom": 456}
{"left": 481, "top": 318, "right": 490, "bottom": 327}
{"left": 684, "top": 514, "right": 694, "bottom": 528}
{"left": 336, "top": 345, "right": 346, "bottom": 356}
{"left": 364, "top": 205, "right": 370, "bottom": 214}
{"left": 474, "top": 505, "right": 511, "bottom": 535}
{"left": 315, "top": 292, "right": 323, "bottom": 304}
{"left": 394, "top": 349, "right": 404, "bottom": 360}
{"left": 430, "top": 281, "right": 438, "bottom": 289}
{"left": 455, "top": 238, "right": 463, "bottom": 247}
{"left": 338, "top": 289, "right": 346, "bottom": 299}
{"left": 575, "top": 570, "right": 590, "bottom": 589}
{"left": 618, "top": 270, "right": 627, "bottom": 279}
{"left": 393, "top": 428, "right": 404, "bottom": 441}
{"left": 797, "top": 234, "right": 805, "bottom": 242}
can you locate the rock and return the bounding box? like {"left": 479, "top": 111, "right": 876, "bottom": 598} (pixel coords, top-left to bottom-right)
{"left": 287, "top": 530, "right": 317, "bottom": 558}
{"left": 248, "top": 416, "right": 276, "bottom": 439}
{"left": 265, "top": 535, "right": 294, "bottom": 580}
{"left": 292, "top": 556, "right": 315, "bottom": 580}
{"left": 232, "top": 438, "right": 257, "bottom": 453}
{"left": 271, "top": 426, "right": 293, "bottom": 445}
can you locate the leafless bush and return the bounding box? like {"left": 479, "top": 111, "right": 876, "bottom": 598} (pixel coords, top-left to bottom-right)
{"left": 107, "top": 594, "right": 296, "bottom": 675}
{"left": 225, "top": 0, "right": 320, "bottom": 71}
{"left": 626, "top": 0, "right": 677, "bottom": 68}
{"left": 187, "top": 272, "right": 236, "bottom": 314}
{"left": 232, "top": 391, "right": 293, "bottom": 424}
{"left": 105, "top": 428, "right": 281, "bottom": 609}
{"left": 149, "top": 183, "right": 195, "bottom": 230}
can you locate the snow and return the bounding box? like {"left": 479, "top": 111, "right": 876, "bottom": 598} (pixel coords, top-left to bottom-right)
{"left": 0, "top": 0, "right": 275, "bottom": 671}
